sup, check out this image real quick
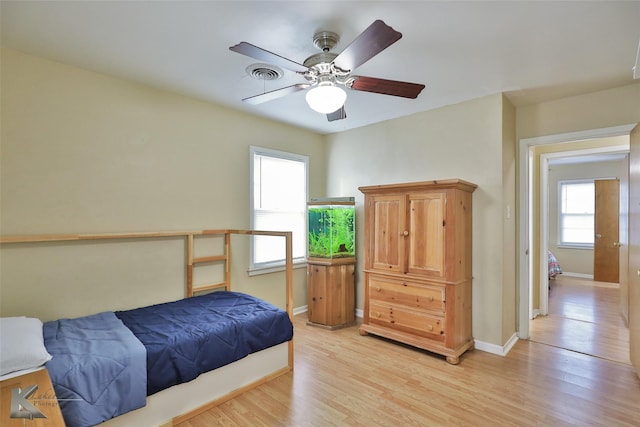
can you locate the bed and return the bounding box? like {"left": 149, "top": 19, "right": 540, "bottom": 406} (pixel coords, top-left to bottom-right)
{"left": 0, "top": 229, "right": 294, "bottom": 427}
{"left": 548, "top": 250, "right": 563, "bottom": 279}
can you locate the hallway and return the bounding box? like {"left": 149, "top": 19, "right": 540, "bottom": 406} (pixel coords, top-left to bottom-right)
{"left": 529, "top": 275, "right": 630, "bottom": 364}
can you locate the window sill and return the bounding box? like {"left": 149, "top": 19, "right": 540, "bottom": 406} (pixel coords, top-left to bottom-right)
{"left": 248, "top": 259, "right": 307, "bottom": 276}
{"left": 557, "top": 244, "right": 594, "bottom": 250}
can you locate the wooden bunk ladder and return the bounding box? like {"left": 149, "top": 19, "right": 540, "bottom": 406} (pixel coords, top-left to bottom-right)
{"left": 186, "top": 230, "right": 231, "bottom": 297}
{"left": 185, "top": 230, "right": 293, "bottom": 320}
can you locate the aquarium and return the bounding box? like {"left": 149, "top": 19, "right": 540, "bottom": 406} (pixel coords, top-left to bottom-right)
{"left": 307, "top": 198, "right": 355, "bottom": 261}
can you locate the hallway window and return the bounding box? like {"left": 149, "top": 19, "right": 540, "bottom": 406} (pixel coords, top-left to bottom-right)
{"left": 558, "top": 180, "right": 594, "bottom": 247}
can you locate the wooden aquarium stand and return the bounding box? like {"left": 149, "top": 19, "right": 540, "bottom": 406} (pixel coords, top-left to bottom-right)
{"left": 307, "top": 258, "right": 356, "bottom": 330}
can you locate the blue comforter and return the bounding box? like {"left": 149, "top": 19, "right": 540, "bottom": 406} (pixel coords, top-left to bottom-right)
{"left": 43, "top": 312, "right": 146, "bottom": 427}
{"left": 115, "top": 291, "right": 294, "bottom": 395}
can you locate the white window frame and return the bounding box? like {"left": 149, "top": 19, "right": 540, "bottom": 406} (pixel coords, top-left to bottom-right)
{"left": 557, "top": 179, "right": 595, "bottom": 249}
{"left": 249, "top": 146, "right": 308, "bottom": 274}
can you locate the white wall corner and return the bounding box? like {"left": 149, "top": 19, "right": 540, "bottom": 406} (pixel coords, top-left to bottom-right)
{"left": 474, "top": 333, "right": 519, "bottom": 357}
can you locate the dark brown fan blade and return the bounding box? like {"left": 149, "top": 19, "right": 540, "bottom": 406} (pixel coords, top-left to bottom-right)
{"left": 229, "top": 42, "right": 308, "bottom": 73}
{"left": 333, "top": 20, "right": 402, "bottom": 72}
{"left": 350, "top": 76, "right": 425, "bottom": 99}
{"left": 327, "top": 106, "right": 346, "bottom": 122}
{"left": 242, "top": 84, "right": 310, "bottom": 105}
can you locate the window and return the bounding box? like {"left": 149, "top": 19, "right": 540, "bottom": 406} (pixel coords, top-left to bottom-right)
{"left": 250, "top": 146, "right": 308, "bottom": 272}
{"left": 558, "top": 180, "right": 594, "bottom": 248}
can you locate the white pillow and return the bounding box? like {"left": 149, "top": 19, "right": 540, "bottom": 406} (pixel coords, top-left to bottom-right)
{"left": 0, "top": 316, "right": 52, "bottom": 376}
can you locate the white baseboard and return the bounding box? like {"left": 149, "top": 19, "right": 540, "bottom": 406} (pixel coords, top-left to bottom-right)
{"left": 561, "top": 272, "right": 593, "bottom": 279}
{"left": 293, "top": 305, "right": 308, "bottom": 316}
{"left": 474, "top": 333, "right": 519, "bottom": 357}
{"left": 355, "top": 308, "right": 364, "bottom": 319}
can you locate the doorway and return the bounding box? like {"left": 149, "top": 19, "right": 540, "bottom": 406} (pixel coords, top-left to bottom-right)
{"left": 535, "top": 145, "right": 628, "bottom": 317}
{"left": 527, "top": 147, "right": 628, "bottom": 363}
{"left": 517, "top": 124, "right": 634, "bottom": 341}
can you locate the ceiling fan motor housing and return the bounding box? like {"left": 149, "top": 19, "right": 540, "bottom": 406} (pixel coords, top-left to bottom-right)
{"left": 312, "top": 31, "right": 340, "bottom": 52}
{"left": 302, "top": 31, "right": 351, "bottom": 86}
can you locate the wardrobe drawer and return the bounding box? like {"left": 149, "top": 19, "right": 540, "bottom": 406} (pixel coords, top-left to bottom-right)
{"left": 369, "top": 301, "right": 445, "bottom": 340}
{"left": 368, "top": 275, "right": 445, "bottom": 313}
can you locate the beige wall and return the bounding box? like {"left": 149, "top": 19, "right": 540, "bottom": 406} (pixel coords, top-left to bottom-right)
{"left": 548, "top": 159, "right": 626, "bottom": 276}
{"left": 517, "top": 83, "right": 640, "bottom": 140}
{"left": 325, "top": 93, "right": 511, "bottom": 347}
{"left": 0, "top": 48, "right": 326, "bottom": 320}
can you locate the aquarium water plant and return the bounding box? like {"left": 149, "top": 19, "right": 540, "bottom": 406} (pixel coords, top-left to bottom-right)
{"left": 307, "top": 200, "right": 355, "bottom": 259}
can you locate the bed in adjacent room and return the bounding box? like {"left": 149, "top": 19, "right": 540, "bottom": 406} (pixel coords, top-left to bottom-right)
{"left": 548, "top": 250, "right": 563, "bottom": 279}
{"left": 0, "top": 229, "right": 294, "bottom": 427}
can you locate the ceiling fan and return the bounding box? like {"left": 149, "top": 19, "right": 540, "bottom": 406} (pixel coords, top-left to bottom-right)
{"left": 229, "top": 20, "right": 425, "bottom": 122}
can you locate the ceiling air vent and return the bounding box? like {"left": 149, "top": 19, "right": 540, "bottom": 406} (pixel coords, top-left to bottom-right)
{"left": 246, "top": 63, "right": 283, "bottom": 81}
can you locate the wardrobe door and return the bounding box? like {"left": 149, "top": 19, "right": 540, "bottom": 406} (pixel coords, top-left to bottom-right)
{"left": 407, "top": 191, "right": 446, "bottom": 277}
{"left": 367, "top": 194, "right": 406, "bottom": 273}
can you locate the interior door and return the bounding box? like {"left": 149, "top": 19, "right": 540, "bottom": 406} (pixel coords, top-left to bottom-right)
{"left": 619, "top": 155, "right": 630, "bottom": 324}
{"left": 594, "top": 179, "right": 620, "bottom": 283}
{"left": 629, "top": 125, "right": 640, "bottom": 377}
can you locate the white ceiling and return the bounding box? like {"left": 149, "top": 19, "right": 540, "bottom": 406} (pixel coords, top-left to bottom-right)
{"left": 1, "top": 1, "right": 639, "bottom": 135}
{"left": 548, "top": 153, "right": 628, "bottom": 166}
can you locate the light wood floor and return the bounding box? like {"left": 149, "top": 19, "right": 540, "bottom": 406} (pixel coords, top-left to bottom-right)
{"left": 529, "top": 275, "right": 630, "bottom": 365}
{"left": 178, "top": 308, "right": 640, "bottom": 426}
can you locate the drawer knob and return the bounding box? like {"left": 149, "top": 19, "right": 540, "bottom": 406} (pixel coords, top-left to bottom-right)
{"left": 375, "top": 286, "right": 381, "bottom": 292}
{"left": 428, "top": 296, "right": 434, "bottom": 302}
{"left": 427, "top": 325, "right": 434, "bottom": 331}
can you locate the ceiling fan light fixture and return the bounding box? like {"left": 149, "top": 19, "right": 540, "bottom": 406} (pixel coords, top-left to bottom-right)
{"left": 305, "top": 83, "right": 346, "bottom": 114}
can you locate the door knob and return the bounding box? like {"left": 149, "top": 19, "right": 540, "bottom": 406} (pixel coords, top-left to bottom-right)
{"left": 613, "top": 242, "right": 623, "bottom": 247}
{"left": 595, "top": 233, "right": 602, "bottom": 239}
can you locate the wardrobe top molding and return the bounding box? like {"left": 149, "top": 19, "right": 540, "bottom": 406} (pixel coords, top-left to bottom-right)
{"left": 358, "top": 179, "right": 477, "bottom": 194}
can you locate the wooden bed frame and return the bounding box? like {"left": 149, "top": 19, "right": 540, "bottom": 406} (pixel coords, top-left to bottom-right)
{"left": 0, "top": 229, "right": 294, "bottom": 426}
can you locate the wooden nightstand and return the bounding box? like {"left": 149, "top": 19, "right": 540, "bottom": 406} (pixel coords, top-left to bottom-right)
{"left": 1, "top": 368, "right": 66, "bottom": 426}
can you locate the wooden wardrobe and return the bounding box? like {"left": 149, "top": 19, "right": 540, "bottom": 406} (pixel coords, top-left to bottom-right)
{"left": 358, "top": 179, "right": 476, "bottom": 364}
